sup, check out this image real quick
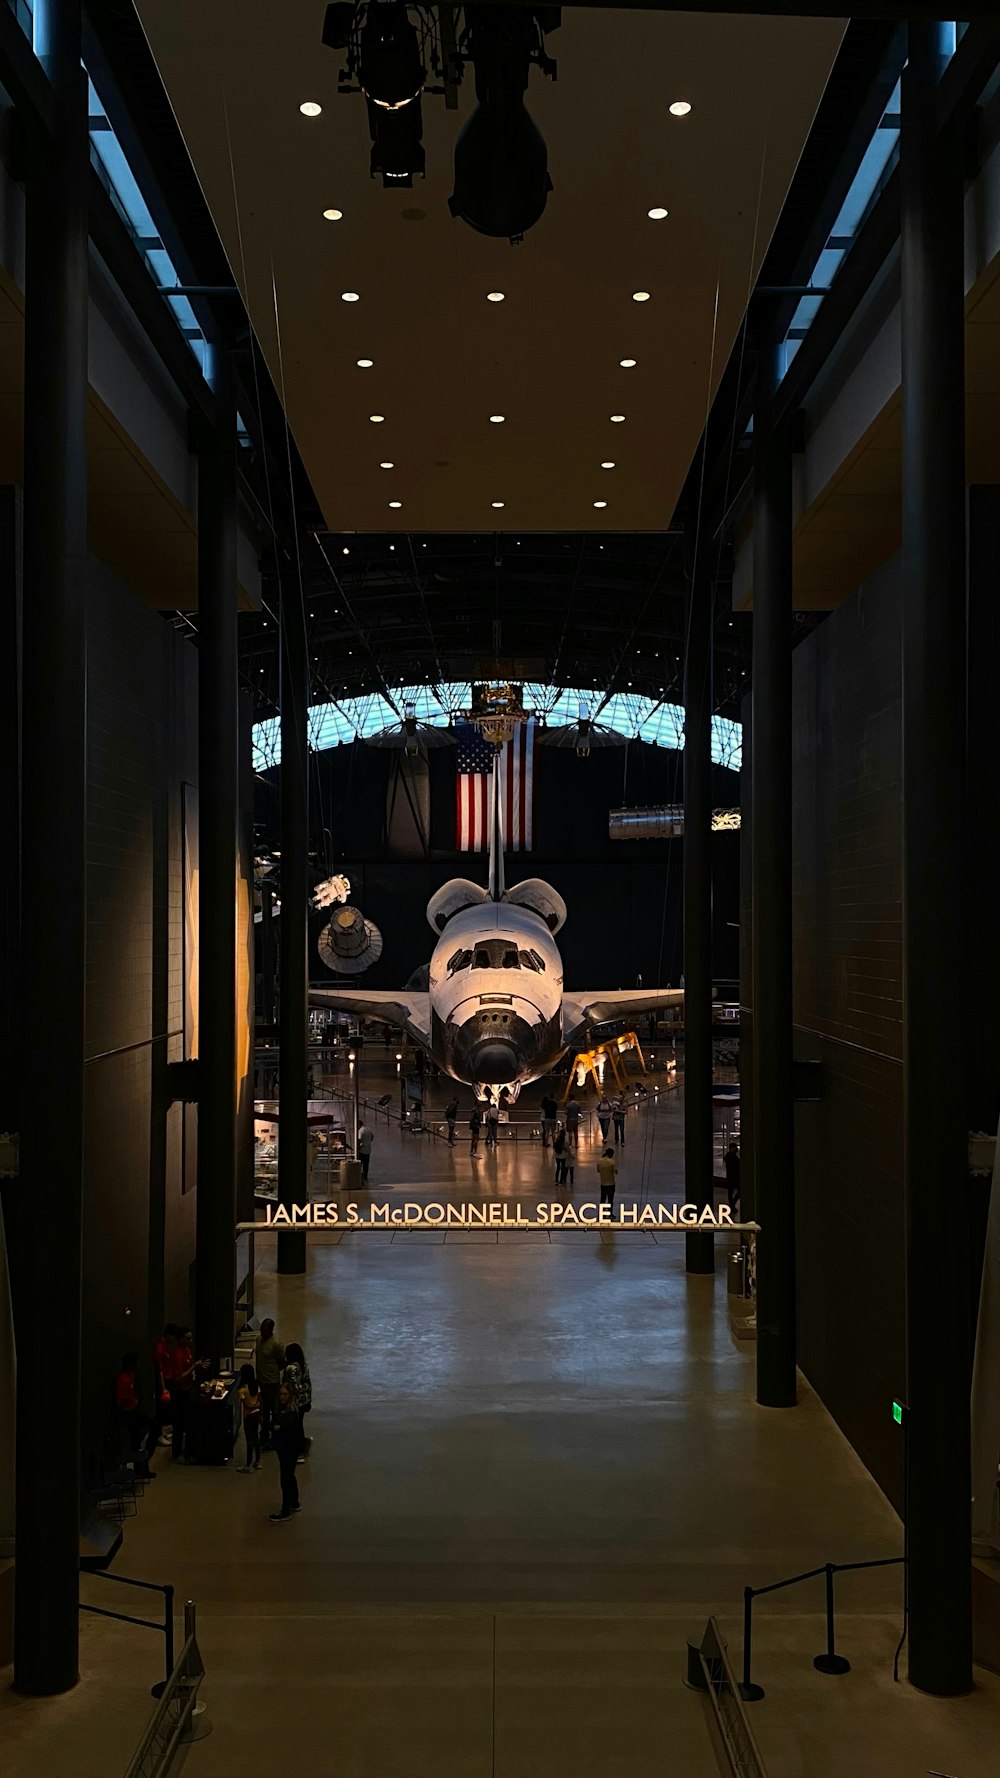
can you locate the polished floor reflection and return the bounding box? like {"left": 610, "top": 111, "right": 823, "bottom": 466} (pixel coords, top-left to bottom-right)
{"left": 3, "top": 1078, "right": 998, "bottom": 1776}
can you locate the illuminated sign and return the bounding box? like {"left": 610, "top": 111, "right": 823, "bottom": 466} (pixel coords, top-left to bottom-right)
{"left": 258, "top": 1200, "right": 743, "bottom": 1230}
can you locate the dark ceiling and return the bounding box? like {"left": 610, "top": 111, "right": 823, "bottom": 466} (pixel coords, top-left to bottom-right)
{"left": 241, "top": 528, "right": 763, "bottom": 723}
{"left": 77, "top": 7, "right": 900, "bottom": 732}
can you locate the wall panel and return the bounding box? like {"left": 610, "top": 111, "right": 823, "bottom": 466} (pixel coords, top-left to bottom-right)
{"left": 791, "top": 551, "right": 905, "bottom": 1507}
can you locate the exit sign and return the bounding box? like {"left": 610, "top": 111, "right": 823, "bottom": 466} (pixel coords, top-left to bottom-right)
{"left": 892, "top": 1400, "right": 908, "bottom": 1426}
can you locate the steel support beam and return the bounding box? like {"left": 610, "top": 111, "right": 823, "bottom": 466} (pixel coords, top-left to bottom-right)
{"left": 900, "top": 20, "right": 971, "bottom": 1697}
{"left": 13, "top": 0, "right": 88, "bottom": 1696}
{"left": 684, "top": 566, "right": 714, "bottom": 1274}
{"left": 469, "top": 0, "right": 1000, "bottom": 15}
{"left": 259, "top": 883, "right": 276, "bottom": 1026}
{"left": 278, "top": 581, "right": 309, "bottom": 1274}
{"left": 752, "top": 344, "right": 796, "bottom": 1410}
{"left": 194, "top": 348, "right": 239, "bottom": 1362}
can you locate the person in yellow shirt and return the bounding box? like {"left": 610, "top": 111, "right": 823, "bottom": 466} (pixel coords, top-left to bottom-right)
{"left": 237, "top": 1365, "right": 262, "bottom": 1471}
{"left": 596, "top": 1147, "right": 618, "bottom": 1214}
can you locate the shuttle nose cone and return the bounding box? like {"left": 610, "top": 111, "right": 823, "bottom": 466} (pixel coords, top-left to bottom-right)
{"left": 474, "top": 1041, "right": 519, "bottom": 1085}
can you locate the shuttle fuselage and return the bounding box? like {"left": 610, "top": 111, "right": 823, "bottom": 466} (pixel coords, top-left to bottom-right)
{"left": 427, "top": 900, "right": 564, "bottom": 1091}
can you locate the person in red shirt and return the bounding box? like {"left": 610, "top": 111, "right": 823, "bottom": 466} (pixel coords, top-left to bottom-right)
{"left": 168, "top": 1328, "right": 196, "bottom": 1463}
{"left": 115, "top": 1352, "right": 155, "bottom": 1476}
{"left": 153, "top": 1324, "right": 178, "bottom": 1448}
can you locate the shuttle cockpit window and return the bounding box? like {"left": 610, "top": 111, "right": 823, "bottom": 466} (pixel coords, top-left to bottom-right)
{"left": 519, "top": 949, "right": 546, "bottom": 972}
{"left": 447, "top": 948, "right": 473, "bottom": 975}
{"left": 472, "top": 940, "right": 521, "bottom": 970}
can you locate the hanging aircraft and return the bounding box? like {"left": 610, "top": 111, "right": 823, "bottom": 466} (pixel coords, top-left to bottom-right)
{"left": 309, "top": 757, "right": 683, "bottom": 1100}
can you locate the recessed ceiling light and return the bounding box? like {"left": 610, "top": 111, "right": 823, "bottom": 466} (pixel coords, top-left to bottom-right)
{"left": 669, "top": 101, "right": 692, "bottom": 117}
{"left": 492, "top": 501, "right": 505, "bottom": 509}
{"left": 300, "top": 101, "right": 322, "bottom": 117}
{"left": 489, "top": 414, "right": 505, "bottom": 424}
{"left": 389, "top": 501, "right": 402, "bottom": 509}
{"left": 601, "top": 461, "right": 615, "bottom": 469}
{"left": 341, "top": 291, "right": 359, "bottom": 303}
{"left": 379, "top": 461, "right": 394, "bottom": 469}
{"left": 323, "top": 207, "right": 343, "bottom": 221}
{"left": 357, "top": 358, "right": 373, "bottom": 368}
{"left": 620, "top": 358, "right": 637, "bottom": 368}
{"left": 487, "top": 291, "right": 505, "bottom": 303}
{"left": 369, "top": 414, "right": 385, "bottom": 423}
{"left": 610, "top": 414, "right": 626, "bottom": 423}
{"left": 647, "top": 207, "right": 669, "bottom": 221}
{"left": 632, "top": 291, "right": 651, "bottom": 303}
{"left": 594, "top": 501, "right": 608, "bottom": 509}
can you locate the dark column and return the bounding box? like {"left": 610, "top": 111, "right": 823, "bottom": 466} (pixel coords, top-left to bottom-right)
{"left": 0, "top": 489, "right": 19, "bottom": 1140}
{"left": 967, "top": 488, "right": 1000, "bottom": 1326}
{"left": 752, "top": 341, "right": 796, "bottom": 1409}
{"left": 684, "top": 568, "right": 714, "bottom": 1273}
{"left": 900, "top": 22, "right": 971, "bottom": 1697}
{"left": 13, "top": 0, "right": 88, "bottom": 1695}
{"left": 278, "top": 580, "right": 308, "bottom": 1273}
{"left": 195, "top": 346, "right": 238, "bottom": 1363}
{"left": 738, "top": 693, "right": 754, "bottom": 1224}
{"left": 259, "top": 882, "right": 275, "bottom": 1025}
{"left": 236, "top": 698, "right": 256, "bottom": 1228}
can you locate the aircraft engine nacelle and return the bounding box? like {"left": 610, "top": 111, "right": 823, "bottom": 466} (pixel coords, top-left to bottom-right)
{"left": 503, "top": 878, "right": 567, "bottom": 933}
{"left": 426, "top": 878, "right": 489, "bottom": 934}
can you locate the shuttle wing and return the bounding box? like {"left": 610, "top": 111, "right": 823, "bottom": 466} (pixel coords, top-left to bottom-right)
{"left": 563, "top": 987, "right": 685, "bottom": 1047}
{"left": 309, "top": 987, "right": 430, "bottom": 1045}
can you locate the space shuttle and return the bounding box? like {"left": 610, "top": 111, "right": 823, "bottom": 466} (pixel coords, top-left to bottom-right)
{"left": 309, "top": 757, "right": 683, "bottom": 1100}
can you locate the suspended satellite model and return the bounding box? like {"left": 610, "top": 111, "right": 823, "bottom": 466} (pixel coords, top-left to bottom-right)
{"left": 539, "top": 704, "right": 628, "bottom": 758}
{"left": 366, "top": 701, "right": 455, "bottom": 757}
{"left": 319, "top": 903, "right": 384, "bottom": 975}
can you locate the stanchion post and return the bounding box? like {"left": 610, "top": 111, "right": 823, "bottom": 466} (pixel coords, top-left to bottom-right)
{"left": 740, "top": 1586, "right": 765, "bottom": 1701}
{"left": 814, "top": 1563, "right": 851, "bottom": 1675}
{"left": 164, "top": 1585, "right": 174, "bottom": 1683}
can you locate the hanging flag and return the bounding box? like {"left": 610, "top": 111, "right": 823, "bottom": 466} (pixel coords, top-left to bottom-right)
{"left": 456, "top": 718, "right": 535, "bottom": 853}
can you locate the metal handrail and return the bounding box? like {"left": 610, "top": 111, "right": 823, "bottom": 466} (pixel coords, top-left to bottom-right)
{"left": 80, "top": 1571, "right": 174, "bottom": 1695}
{"left": 123, "top": 1602, "right": 205, "bottom": 1778}
{"left": 691, "top": 1618, "right": 768, "bottom": 1778}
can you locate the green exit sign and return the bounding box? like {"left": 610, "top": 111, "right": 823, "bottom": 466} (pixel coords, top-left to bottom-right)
{"left": 892, "top": 1400, "right": 908, "bottom": 1426}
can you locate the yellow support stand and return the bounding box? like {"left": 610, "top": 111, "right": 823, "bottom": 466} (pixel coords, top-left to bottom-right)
{"left": 560, "top": 1030, "right": 649, "bottom": 1101}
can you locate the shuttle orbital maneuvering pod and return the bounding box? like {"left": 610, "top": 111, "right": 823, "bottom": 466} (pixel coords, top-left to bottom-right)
{"left": 310, "top": 743, "right": 683, "bottom": 1102}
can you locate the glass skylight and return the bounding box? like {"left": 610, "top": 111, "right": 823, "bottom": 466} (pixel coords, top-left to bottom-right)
{"left": 253, "top": 686, "right": 743, "bottom": 774}
{"left": 12, "top": 0, "right": 210, "bottom": 379}
{"left": 779, "top": 25, "right": 959, "bottom": 377}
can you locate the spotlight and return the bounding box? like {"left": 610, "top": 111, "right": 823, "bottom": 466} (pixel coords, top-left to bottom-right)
{"left": 449, "top": 10, "right": 557, "bottom": 243}
{"left": 359, "top": 0, "right": 424, "bottom": 109}
{"left": 367, "top": 93, "right": 425, "bottom": 185}
{"left": 360, "top": 3, "right": 426, "bottom": 184}
{"left": 324, "top": 2, "right": 426, "bottom": 188}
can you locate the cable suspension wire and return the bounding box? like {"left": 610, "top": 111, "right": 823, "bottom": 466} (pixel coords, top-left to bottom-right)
{"left": 636, "top": 92, "right": 772, "bottom": 1201}
{"left": 405, "top": 532, "right": 446, "bottom": 687}
{"left": 222, "top": 88, "right": 290, "bottom": 740}
{"left": 311, "top": 535, "right": 402, "bottom": 717}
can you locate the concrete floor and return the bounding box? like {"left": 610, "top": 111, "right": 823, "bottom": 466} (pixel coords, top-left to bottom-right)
{"left": 3, "top": 1068, "right": 998, "bottom": 1777}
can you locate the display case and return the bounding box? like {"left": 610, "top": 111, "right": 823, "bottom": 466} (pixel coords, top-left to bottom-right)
{"left": 186, "top": 1372, "right": 240, "bottom": 1465}
{"left": 254, "top": 1100, "right": 349, "bottom": 1203}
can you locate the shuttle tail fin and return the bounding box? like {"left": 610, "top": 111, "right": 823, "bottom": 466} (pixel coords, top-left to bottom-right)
{"left": 488, "top": 751, "right": 505, "bottom": 902}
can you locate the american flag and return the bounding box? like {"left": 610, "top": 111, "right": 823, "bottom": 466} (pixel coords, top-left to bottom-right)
{"left": 456, "top": 719, "right": 535, "bottom": 853}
